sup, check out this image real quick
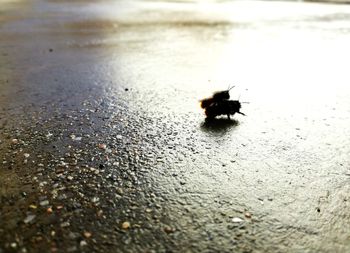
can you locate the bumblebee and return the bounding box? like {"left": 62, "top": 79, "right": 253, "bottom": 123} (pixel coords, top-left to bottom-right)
{"left": 200, "top": 89, "right": 231, "bottom": 109}
{"left": 200, "top": 86, "right": 245, "bottom": 120}
{"left": 204, "top": 100, "right": 245, "bottom": 119}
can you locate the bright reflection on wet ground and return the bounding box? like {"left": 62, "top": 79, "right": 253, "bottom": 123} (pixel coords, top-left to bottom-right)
{"left": 104, "top": 1, "right": 350, "bottom": 249}
{"left": 1, "top": 0, "right": 350, "bottom": 251}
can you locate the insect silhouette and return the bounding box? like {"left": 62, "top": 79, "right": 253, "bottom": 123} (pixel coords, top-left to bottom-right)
{"left": 200, "top": 85, "right": 246, "bottom": 120}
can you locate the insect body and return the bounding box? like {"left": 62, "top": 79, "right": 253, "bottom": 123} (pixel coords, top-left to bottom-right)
{"left": 200, "top": 89, "right": 230, "bottom": 109}
{"left": 205, "top": 100, "right": 245, "bottom": 119}
{"left": 200, "top": 86, "right": 245, "bottom": 120}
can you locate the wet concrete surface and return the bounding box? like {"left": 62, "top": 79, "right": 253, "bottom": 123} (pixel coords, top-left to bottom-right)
{"left": 1, "top": 0, "right": 350, "bottom": 252}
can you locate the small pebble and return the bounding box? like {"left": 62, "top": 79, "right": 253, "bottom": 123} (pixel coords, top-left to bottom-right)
{"left": 98, "top": 144, "right": 106, "bottom": 150}
{"left": 97, "top": 210, "right": 103, "bottom": 217}
{"left": 122, "top": 221, "right": 130, "bottom": 229}
{"left": 40, "top": 200, "right": 49, "bottom": 206}
{"left": 164, "top": 226, "right": 175, "bottom": 234}
{"left": 245, "top": 212, "right": 252, "bottom": 218}
{"left": 232, "top": 217, "right": 243, "bottom": 223}
{"left": 61, "top": 221, "right": 70, "bottom": 228}
{"left": 23, "top": 214, "right": 36, "bottom": 224}
{"left": 80, "top": 240, "right": 87, "bottom": 247}
{"left": 83, "top": 231, "right": 92, "bottom": 238}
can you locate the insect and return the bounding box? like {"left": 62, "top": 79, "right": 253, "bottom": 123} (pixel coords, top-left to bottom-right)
{"left": 200, "top": 86, "right": 234, "bottom": 109}
{"left": 200, "top": 86, "right": 246, "bottom": 120}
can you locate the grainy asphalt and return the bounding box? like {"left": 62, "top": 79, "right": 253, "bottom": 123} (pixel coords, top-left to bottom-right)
{"left": 1, "top": 0, "right": 350, "bottom": 252}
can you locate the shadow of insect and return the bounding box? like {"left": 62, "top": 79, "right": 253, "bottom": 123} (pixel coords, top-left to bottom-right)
{"left": 200, "top": 118, "right": 239, "bottom": 133}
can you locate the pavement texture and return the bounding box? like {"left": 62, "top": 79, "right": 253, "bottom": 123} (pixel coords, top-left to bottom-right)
{"left": 1, "top": 0, "right": 350, "bottom": 252}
